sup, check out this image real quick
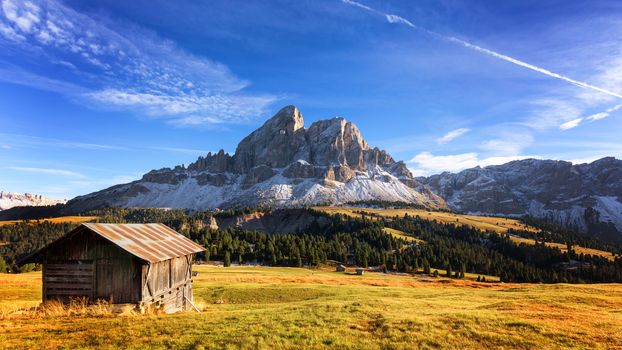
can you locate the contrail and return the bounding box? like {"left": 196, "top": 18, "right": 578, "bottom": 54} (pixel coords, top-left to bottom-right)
{"left": 341, "top": 0, "right": 622, "bottom": 100}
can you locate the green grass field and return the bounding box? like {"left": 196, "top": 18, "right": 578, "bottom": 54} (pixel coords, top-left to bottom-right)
{"left": 1, "top": 266, "right": 622, "bottom": 349}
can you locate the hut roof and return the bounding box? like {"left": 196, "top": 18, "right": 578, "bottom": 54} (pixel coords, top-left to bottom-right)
{"left": 23, "top": 223, "right": 205, "bottom": 264}
{"left": 82, "top": 223, "right": 205, "bottom": 263}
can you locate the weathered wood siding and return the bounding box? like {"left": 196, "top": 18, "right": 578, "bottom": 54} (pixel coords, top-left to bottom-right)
{"left": 39, "top": 227, "right": 142, "bottom": 303}
{"left": 141, "top": 255, "right": 194, "bottom": 313}
{"left": 43, "top": 263, "right": 94, "bottom": 301}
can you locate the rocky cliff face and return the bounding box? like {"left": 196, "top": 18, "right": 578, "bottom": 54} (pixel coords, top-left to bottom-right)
{"left": 65, "top": 106, "right": 445, "bottom": 212}
{"left": 418, "top": 157, "right": 622, "bottom": 241}
{"left": 0, "top": 191, "right": 66, "bottom": 211}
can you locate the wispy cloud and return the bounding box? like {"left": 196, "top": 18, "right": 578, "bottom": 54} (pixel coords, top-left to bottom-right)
{"left": 480, "top": 130, "right": 534, "bottom": 155}
{"left": 436, "top": 128, "right": 469, "bottom": 144}
{"left": 385, "top": 14, "right": 415, "bottom": 28}
{"left": 340, "top": 0, "right": 373, "bottom": 12}
{"left": 409, "top": 152, "right": 536, "bottom": 176}
{"left": 0, "top": 133, "right": 128, "bottom": 151}
{"left": 68, "top": 174, "right": 139, "bottom": 191}
{"left": 0, "top": 0, "right": 276, "bottom": 125}
{"left": 559, "top": 118, "right": 583, "bottom": 130}
{"left": 341, "top": 0, "right": 622, "bottom": 101}
{"left": 7, "top": 166, "right": 85, "bottom": 178}
{"left": 559, "top": 103, "right": 622, "bottom": 130}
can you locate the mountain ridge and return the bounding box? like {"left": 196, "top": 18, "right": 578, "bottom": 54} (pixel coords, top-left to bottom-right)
{"left": 63, "top": 105, "right": 445, "bottom": 213}
{"left": 417, "top": 156, "right": 622, "bottom": 242}
{"left": 0, "top": 191, "right": 66, "bottom": 211}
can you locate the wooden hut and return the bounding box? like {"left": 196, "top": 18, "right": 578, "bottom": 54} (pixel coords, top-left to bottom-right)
{"left": 22, "top": 223, "right": 205, "bottom": 313}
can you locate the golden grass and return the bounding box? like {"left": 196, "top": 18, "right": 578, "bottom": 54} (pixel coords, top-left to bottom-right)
{"left": 314, "top": 206, "right": 538, "bottom": 233}
{"left": 2, "top": 267, "right": 622, "bottom": 349}
{"left": 0, "top": 216, "right": 98, "bottom": 226}
{"left": 510, "top": 236, "right": 616, "bottom": 261}
{"left": 316, "top": 206, "right": 617, "bottom": 261}
{"left": 382, "top": 227, "right": 425, "bottom": 244}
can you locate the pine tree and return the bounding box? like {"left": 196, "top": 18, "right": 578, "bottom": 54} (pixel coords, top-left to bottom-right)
{"left": 460, "top": 263, "right": 466, "bottom": 279}
{"left": 295, "top": 250, "right": 302, "bottom": 268}
{"left": 0, "top": 256, "right": 7, "bottom": 273}
{"left": 224, "top": 251, "right": 231, "bottom": 267}
{"left": 446, "top": 264, "right": 452, "bottom": 278}
{"left": 423, "top": 258, "right": 431, "bottom": 274}
{"left": 271, "top": 251, "right": 278, "bottom": 266}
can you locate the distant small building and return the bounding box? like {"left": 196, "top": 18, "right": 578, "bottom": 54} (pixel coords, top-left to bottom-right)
{"left": 336, "top": 264, "right": 346, "bottom": 272}
{"left": 21, "top": 223, "right": 205, "bottom": 313}
{"left": 355, "top": 268, "right": 365, "bottom": 275}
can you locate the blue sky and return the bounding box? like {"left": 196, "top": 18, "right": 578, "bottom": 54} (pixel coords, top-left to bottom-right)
{"left": 1, "top": 0, "right": 622, "bottom": 199}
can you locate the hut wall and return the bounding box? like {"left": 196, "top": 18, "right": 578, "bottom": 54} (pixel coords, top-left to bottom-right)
{"left": 141, "top": 255, "right": 194, "bottom": 313}
{"left": 39, "top": 228, "right": 141, "bottom": 303}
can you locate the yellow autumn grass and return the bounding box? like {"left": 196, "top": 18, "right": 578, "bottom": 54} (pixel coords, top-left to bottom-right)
{"left": 314, "top": 206, "right": 537, "bottom": 233}
{"left": 382, "top": 227, "right": 425, "bottom": 244}
{"left": 0, "top": 216, "right": 98, "bottom": 226}
{"left": 1, "top": 266, "right": 622, "bottom": 349}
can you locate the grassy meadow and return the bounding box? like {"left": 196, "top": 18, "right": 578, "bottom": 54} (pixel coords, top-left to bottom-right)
{"left": 2, "top": 266, "right": 622, "bottom": 349}
{"left": 0, "top": 216, "right": 98, "bottom": 227}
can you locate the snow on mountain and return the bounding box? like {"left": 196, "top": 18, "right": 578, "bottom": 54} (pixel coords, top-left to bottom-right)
{"left": 64, "top": 105, "right": 445, "bottom": 213}
{"left": 0, "top": 191, "right": 66, "bottom": 211}
{"left": 418, "top": 157, "right": 622, "bottom": 241}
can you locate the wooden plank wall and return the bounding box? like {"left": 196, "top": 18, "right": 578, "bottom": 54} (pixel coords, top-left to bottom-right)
{"left": 41, "top": 229, "right": 142, "bottom": 303}
{"left": 43, "top": 263, "right": 94, "bottom": 301}
{"left": 142, "top": 255, "right": 194, "bottom": 313}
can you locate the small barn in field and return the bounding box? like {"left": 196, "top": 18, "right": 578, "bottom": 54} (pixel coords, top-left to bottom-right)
{"left": 22, "top": 223, "right": 205, "bottom": 313}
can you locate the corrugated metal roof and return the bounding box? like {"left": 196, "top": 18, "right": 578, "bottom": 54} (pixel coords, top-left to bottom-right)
{"left": 82, "top": 223, "right": 205, "bottom": 263}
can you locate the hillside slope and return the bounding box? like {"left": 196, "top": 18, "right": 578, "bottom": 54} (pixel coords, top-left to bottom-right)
{"left": 418, "top": 157, "right": 622, "bottom": 242}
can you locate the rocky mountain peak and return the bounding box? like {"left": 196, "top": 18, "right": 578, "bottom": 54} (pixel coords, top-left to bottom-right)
{"left": 65, "top": 105, "right": 446, "bottom": 212}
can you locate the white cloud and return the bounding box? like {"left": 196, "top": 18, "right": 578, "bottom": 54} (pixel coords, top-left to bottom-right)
{"left": 586, "top": 103, "right": 622, "bottom": 121}
{"left": 385, "top": 14, "right": 415, "bottom": 28}
{"left": 341, "top": 0, "right": 373, "bottom": 12}
{"left": 8, "top": 166, "right": 85, "bottom": 178}
{"left": 436, "top": 128, "right": 469, "bottom": 144}
{"left": 409, "top": 151, "right": 536, "bottom": 175}
{"left": 559, "top": 118, "right": 583, "bottom": 130}
{"left": 410, "top": 152, "right": 480, "bottom": 173}
{"left": 0, "top": 0, "right": 276, "bottom": 125}
{"left": 2, "top": 0, "right": 40, "bottom": 33}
